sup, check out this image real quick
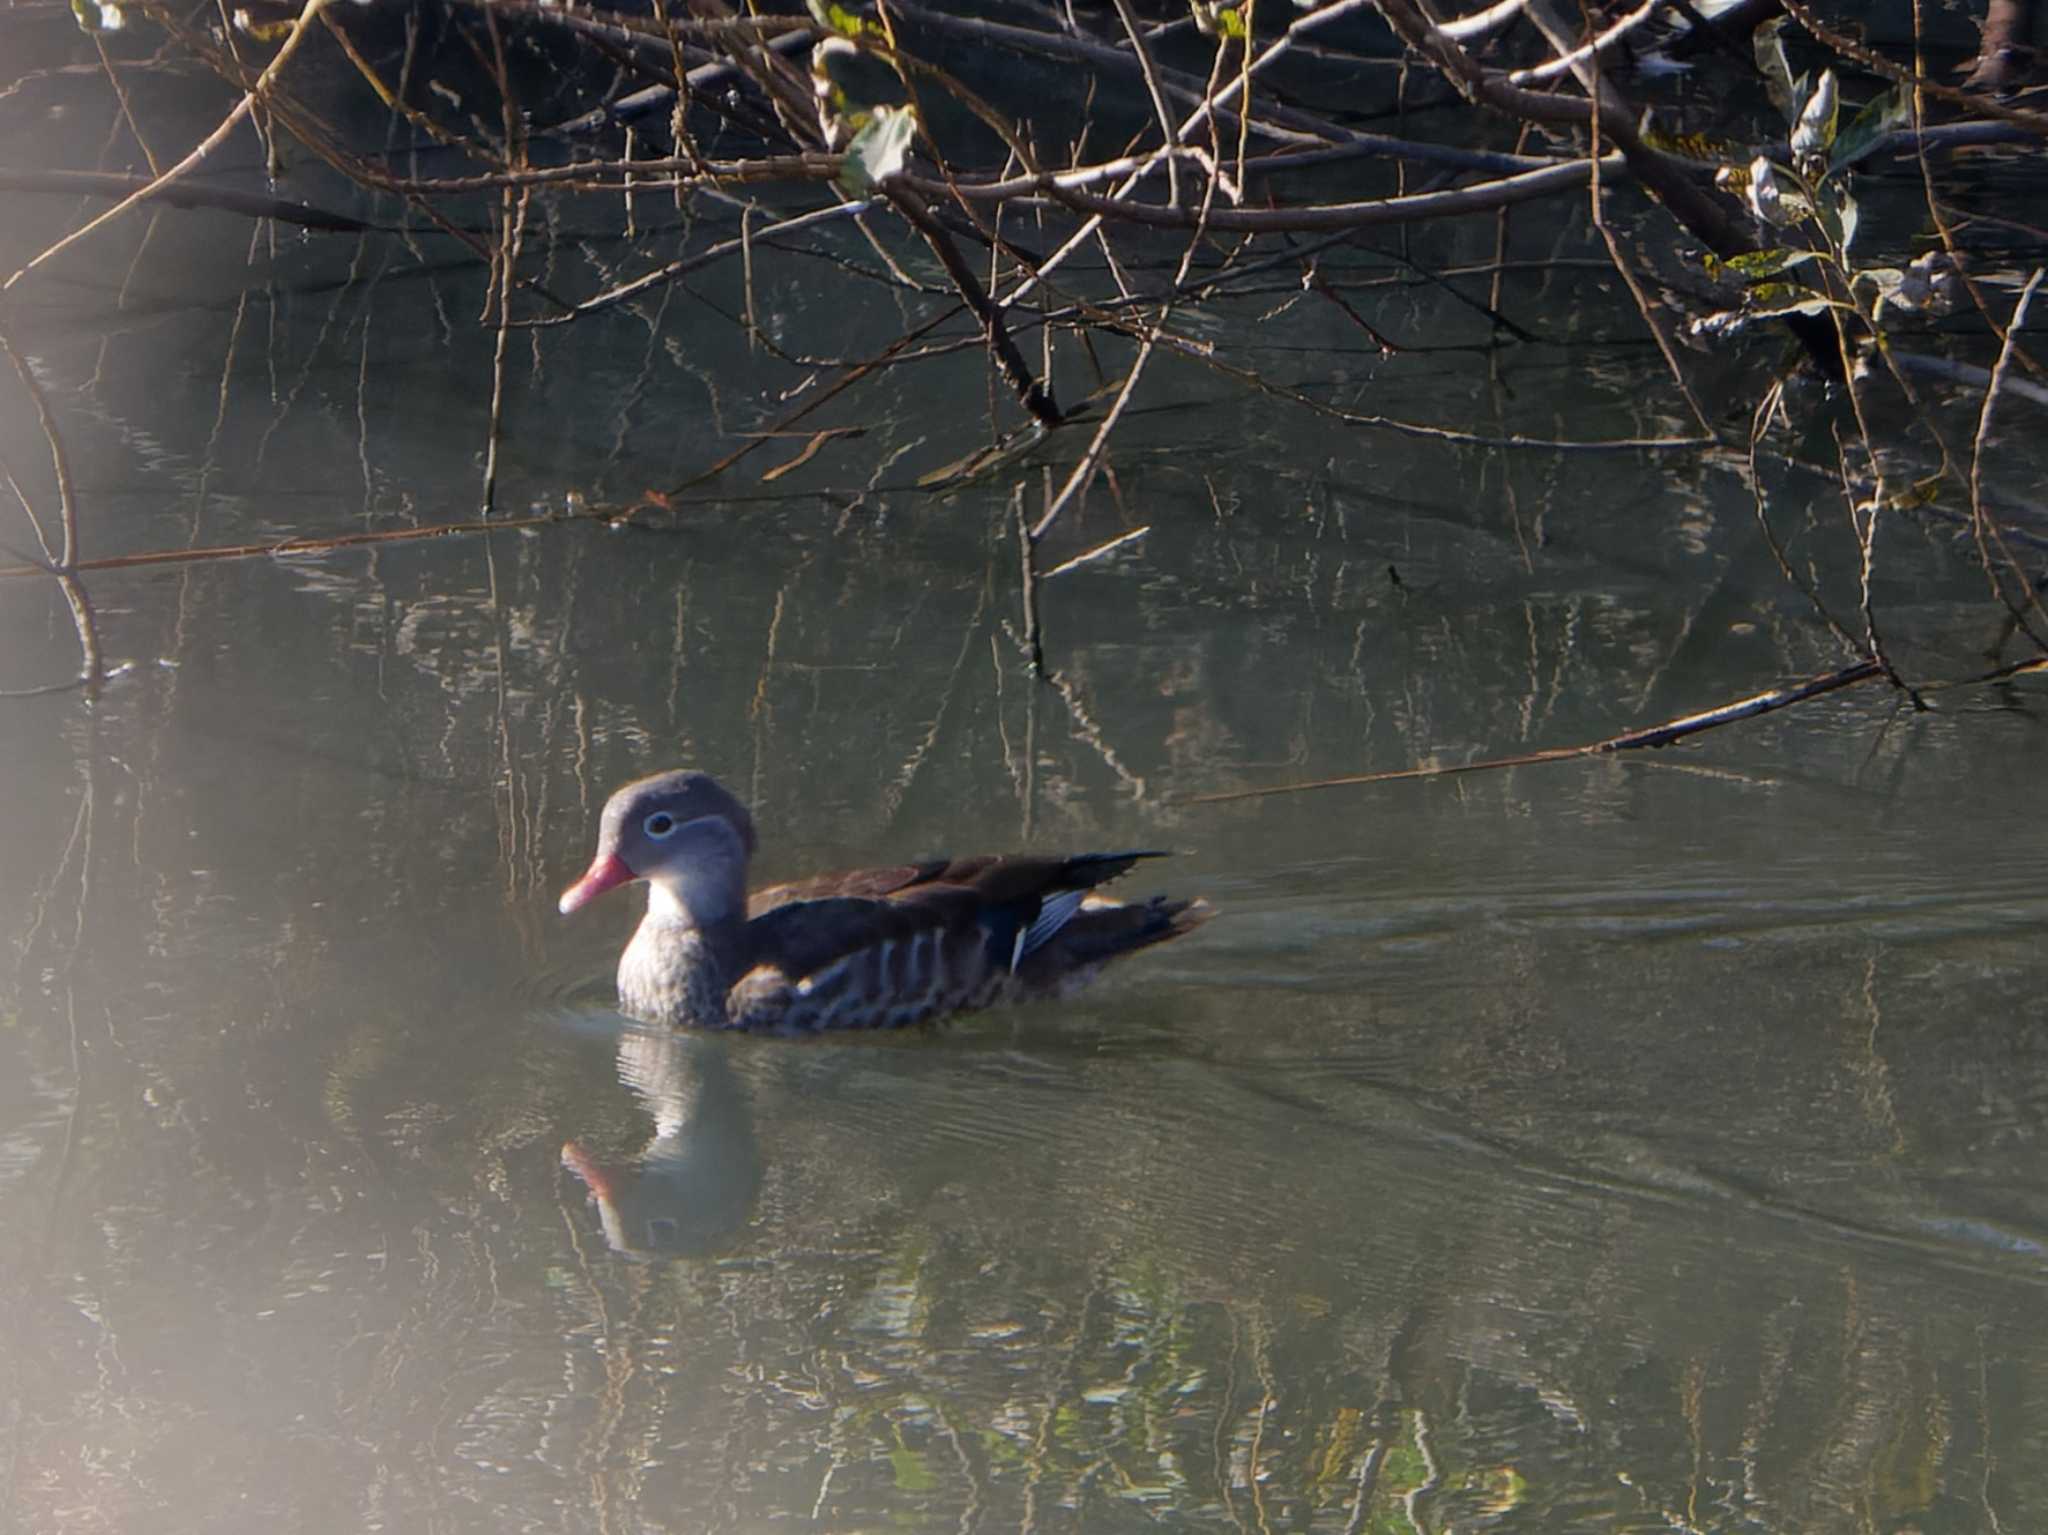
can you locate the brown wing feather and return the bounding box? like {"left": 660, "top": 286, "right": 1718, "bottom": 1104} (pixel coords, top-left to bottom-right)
{"left": 747, "top": 860, "right": 950, "bottom": 915}
{"left": 740, "top": 852, "right": 1168, "bottom": 986}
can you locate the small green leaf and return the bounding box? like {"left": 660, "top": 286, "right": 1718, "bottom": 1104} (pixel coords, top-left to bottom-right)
{"left": 837, "top": 102, "right": 916, "bottom": 194}
{"left": 805, "top": 0, "right": 870, "bottom": 37}
{"left": 887, "top": 1445, "right": 935, "bottom": 1492}
{"left": 1719, "top": 247, "right": 1821, "bottom": 280}
{"left": 1827, "top": 84, "right": 1912, "bottom": 175}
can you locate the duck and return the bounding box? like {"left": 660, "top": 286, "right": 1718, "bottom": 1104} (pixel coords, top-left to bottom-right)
{"left": 558, "top": 770, "right": 1210, "bottom": 1032}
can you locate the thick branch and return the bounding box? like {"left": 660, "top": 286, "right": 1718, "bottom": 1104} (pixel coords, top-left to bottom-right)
{"left": 884, "top": 181, "right": 1061, "bottom": 428}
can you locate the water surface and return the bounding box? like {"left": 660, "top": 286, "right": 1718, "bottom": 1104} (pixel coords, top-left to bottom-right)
{"left": 4, "top": 21, "right": 2047, "bottom": 1533}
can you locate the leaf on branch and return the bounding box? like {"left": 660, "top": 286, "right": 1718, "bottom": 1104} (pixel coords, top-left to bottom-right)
{"left": 1742, "top": 284, "right": 1835, "bottom": 316}
{"left": 805, "top": 0, "right": 873, "bottom": 38}
{"left": 1790, "top": 70, "right": 1839, "bottom": 160}
{"left": 1740, "top": 156, "right": 1808, "bottom": 227}
{"left": 1190, "top": 1, "right": 1249, "bottom": 38}
{"left": 837, "top": 103, "right": 917, "bottom": 195}
{"left": 1753, "top": 19, "right": 1805, "bottom": 125}
{"left": 1827, "top": 85, "right": 1912, "bottom": 176}
{"left": 70, "top": 0, "right": 126, "bottom": 30}
{"left": 1691, "top": 288, "right": 1838, "bottom": 341}
{"left": 1641, "top": 127, "right": 1743, "bottom": 164}
{"left": 1830, "top": 189, "right": 1859, "bottom": 255}
{"left": 1713, "top": 247, "right": 1822, "bottom": 281}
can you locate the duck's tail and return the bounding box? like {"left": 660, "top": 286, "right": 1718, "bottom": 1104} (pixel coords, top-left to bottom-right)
{"left": 1027, "top": 892, "right": 1213, "bottom": 982}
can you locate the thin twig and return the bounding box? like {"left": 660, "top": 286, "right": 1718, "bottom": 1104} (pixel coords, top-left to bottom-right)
{"left": 1108, "top": 0, "right": 1182, "bottom": 208}
{"left": 0, "top": 320, "right": 102, "bottom": 684}
{"left": 1966, "top": 268, "right": 2048, "bottom": 650}
{"left": 1189, "top": 659, "right": 1889, "bottom": 804}
{"left": 5, "top": 0, "right": 334, "bottom": 291}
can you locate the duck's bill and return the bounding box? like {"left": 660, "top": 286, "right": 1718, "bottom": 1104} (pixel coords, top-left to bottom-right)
{"left": 558, "top": 852, "right": 634, "bottom": 914}
{"left": 560, "top": 1140, "right": 616, "bottom": 1202}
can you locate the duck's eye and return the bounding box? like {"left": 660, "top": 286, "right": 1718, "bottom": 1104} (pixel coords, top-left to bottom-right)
{"left": 644, "top": 812, "right": 677, "bottom": 838}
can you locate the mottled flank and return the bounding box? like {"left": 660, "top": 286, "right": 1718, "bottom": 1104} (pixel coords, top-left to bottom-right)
{"left": 562, "top": 771, "right": 1209, "bottom": 1032}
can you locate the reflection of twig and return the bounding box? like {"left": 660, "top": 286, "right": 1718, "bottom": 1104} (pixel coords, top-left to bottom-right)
{"left": 1341, "top": 1438, "right": 1388, "bottom": 1535}
{"left": 880, "top": 573, "right": 990, "bottom": 824}
{"left": 1027, "top": 332, "right": 1153, "bottom": 539}
{"left": 0, "top": 321, "right": 103, "bottom": 687}
{"left": 1014, "top": 488, "right": 1044, "bottom": 676}
{"left": 1190, "top": 344, "right": 1711, "bottom": 453}
{"left": 1214, "top": 1305, "right": 1247, "bottom": 1535}
{"left": 1402, "top": 1407, "right": 1440, "bottom": 1534}
{"left": 1748, "top": 381, "right": 1859, "bottom": 653}
{"left": 1247, "top": 1314, "right": 1277, "bottom": 1535}
{"left": 1189, "top": 659, "right": 1889, "bottom": 804}
{"left": 536, "top": 199, "right": 867, "bottom": 325}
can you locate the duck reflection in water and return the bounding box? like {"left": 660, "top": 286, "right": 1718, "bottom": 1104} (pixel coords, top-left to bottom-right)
{"left": 561, "top": 1027, "right": 761, "bottom": 1260}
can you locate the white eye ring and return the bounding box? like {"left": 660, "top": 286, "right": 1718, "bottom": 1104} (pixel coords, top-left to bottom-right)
{"left": 644, "top": 812, "right": 677, "bottom": 839}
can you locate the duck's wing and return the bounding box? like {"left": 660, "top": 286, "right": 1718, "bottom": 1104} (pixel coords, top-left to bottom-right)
{"left": 729, "top": 852, "right": 1169, "bottom": 1031}
{"left": 745, "top": 860, "right": 952, "bottom": 914}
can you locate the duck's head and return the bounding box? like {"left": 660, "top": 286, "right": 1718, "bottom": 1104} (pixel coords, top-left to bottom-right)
{"left": 558, "top": 770, "right": 757, "bottom": 925}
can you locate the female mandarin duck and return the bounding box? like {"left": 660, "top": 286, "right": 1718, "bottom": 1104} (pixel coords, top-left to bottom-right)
{"left": 559, "top": 770, "right": 1209, "bottom": 1032}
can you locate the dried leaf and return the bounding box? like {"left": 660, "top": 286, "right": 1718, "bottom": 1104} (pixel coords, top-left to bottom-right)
{"left": 1641, "top": 128, "right": 1742, "bottom": 164}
